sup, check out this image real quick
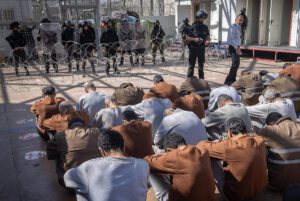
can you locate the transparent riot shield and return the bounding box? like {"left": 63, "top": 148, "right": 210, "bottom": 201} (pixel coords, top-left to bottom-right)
{"left": 39, "top": 23, "right": 66, "bottom": 62}
{"left": 117, "top": 22, "right": 136, "bottom": 52}
{"left": 134, "top": 22, "right": 148, "bottom": 51}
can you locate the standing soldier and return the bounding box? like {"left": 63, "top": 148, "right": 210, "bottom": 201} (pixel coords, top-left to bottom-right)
{"left": 240, "top": 8, "right": 248, "bottom": 44}
{"left": 178, "top": 18, "right": 191, "bottom": 61}
{"left": 184, "top": 10, "right": 211, "bottom": 79}
{"left": 150, "top": 20, "right": 165, "bottom": 64}
{"left": 62, "top": 20, "right": 77, "bottom": 72}
{"left": 20, "top": 24, "right": 38, "bottom": 63}
{"left": 119, "top": 21, "right": 134, "bottom": 66}
{"left": 79, "top": 21, "right": 96, "bottom": 77}
{"left": 100, "top": 17, "right": 120, "bottom": 75}
{"left": 6, "top": 21, "right": 30, "bottom": 76}
{"left": 37, "top": 18, "right": 59, "bottom": 74}
{"left": 134, "top": 20, "right": 146, "bottom": 66}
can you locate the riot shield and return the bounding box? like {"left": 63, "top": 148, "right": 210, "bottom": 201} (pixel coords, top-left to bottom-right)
{"left": 117, "top": 22, "right": 136, "bottom": 52}
{"left": 134, "top": 22, "right": 148, "bottom": 50}
{"left": 39, "top": 23, "right": 62, "bottom": 54}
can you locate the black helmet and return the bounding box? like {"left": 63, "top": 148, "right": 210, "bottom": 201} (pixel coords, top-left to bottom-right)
{"left": 40, "top": 17, "right": 51, "bottom": 23}
{"left": 10, "top": 21, "right": 20, "bottom": 30}
{"left": 101, "top": 16, "right": 111, "bottom": 24}
{"left": 83, "top": 20, "right": 89, "bottom": 27}
{"left": 66, "top": 20, "right": 74, "bottom": 27}
{"left": 183, "top": 18, "right": 189, "bottom": 23}
{"left": 195, "top": 9, "right": 208, "bottom": 19}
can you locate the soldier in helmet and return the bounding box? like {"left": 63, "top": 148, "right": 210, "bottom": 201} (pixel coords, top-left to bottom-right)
{"left": 79, "top": 21, "right": 96, "bottom": 77}
{"left": 6, "top": 21, "right": 30, "bottom": 76}
{"left": 178, "top": 17, "right": 191, "bottom": 60}
{"left": 119, "top": 20, "right": 134, "bottom": 66}
{"left": 184, "top": 10, "right": 211, "bottom": 79}
{"left": 100, "top": 16, "right": 120, "bottom": 75}
{"left": 62, "top": 20, "right": 78, "bottom": 72}
{"left": 37, "top": 17, "right": 59, "bottom": 73}
{"left": 150, "top": 20, "right": 166, "bottom": 64}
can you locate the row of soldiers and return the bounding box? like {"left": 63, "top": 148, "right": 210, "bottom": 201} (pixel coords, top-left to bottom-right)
{"left": 5, "top": 17, "right": 166, "bottom": 76}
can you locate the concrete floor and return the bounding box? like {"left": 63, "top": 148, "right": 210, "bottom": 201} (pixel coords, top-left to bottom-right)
{"left": 0, "top": 57, "right": 284, "bottom": 201}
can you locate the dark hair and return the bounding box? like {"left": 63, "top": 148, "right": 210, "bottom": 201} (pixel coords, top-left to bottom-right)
{"left": 122, "top": 110, "right": 138, "bottom": 121}
{"left": 98, "top": 129, "right": 124, "bottom": 151}
{"left": 217, "top": 94, "right": 234, "bottom": 107}
{"left": 68, "top": 118, "right": 85, "bottom": 128}
{"left": 265, "top": 112, "right": 283, "bottom": 125}
{"left": 42, "top": 85, "right": 56, "bottom": 96}
{"left": 10, "top": 21, "right": 20, "bottom": 30}
{"left": 259, "top": 70, "right": 269, "bottom": 76}
{"left": 120, "top": 82, "right": 134, "bottom": 88}
{"left": 225, "top": 117, "right": 247, "bottom": 135}
{"left": 162, "top": 133, "right": 186, "bottom": 150}
{"left": 153, "top": 75, "right": 164, "bottom": 84}
{"left": 40, "top": 17, "right": 51, "bottom": 23}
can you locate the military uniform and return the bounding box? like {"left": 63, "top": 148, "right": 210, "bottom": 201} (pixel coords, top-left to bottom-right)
{"left": 100, "top": 27, "right": 119, "bottom": 74}
{"left": 62, "top": 26, "right": 77, "bottom": 71}
{"left": 185, "top": 22, "right": 210, "bottom": 79}
{"left": 6, "top": 30, "right": 29, "bottom": 75}
{"left": 80, "top": 26, "right": 96, "bottom": 75}
{"left": 231, "top": 72, "right": 264, "bottom": 106}
{"left": 150, "top": 24, "right": 165, "bottom": 63}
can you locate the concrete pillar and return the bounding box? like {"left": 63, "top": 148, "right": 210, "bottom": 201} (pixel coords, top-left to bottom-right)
{"left": 290, "top": 0, "right": 300, "bottom": 47}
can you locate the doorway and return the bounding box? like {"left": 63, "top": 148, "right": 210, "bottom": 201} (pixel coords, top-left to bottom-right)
{"left": 248, "top": 0, "right": 261, "bottom": 44}
{"left": 258, "top": 0, "right": 270, "bottom": 45}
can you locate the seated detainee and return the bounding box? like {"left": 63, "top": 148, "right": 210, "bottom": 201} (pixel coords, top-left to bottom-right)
{"left": 279, "top": 63, "right": 300, "bottom": 84}
{"left": 172, "top": 93, "right": 205, "bottom": 119}
{"left": 144, "top": 133, "right": 216, "bottom": 201}
{"left": 31, "top": 85, "right": 64, "bottom": 115}
{"left": 198, "top": 118, "right": 268, "bottom": 201}
{"left": 113, "top": 82, "right": 144, "bottom": 106}
{"left": 31, "top": 85, "right": 65, "bottom": 135}
{"left": 112, "top": 110, "right": 154, "bottom": 158}
{"left": 93, "top": 96, "right": 132, "bottom": 129}
{"left": 247, "top": 87, "right": 297, "bottom": 130}
{"left": 231, "top": 70, "right": 264, "bottom": 106}
{"left": 259, "top": 70, "right": 279, "bottom": 85}
{"left": 203, "top": 94, "right": 253, "bottom": 139}
{"left": 258, "top": 112, "right": 300, "bottom": 191}
{"left": 42, "top": 101, "right": 89, "bottom": 133}
{"left": 264, "top": 75, "right": 300, "bottom": 113}
{"left": 76, "top": 81, "right": 105, "bottom": 126}
{"left": 47, "top": 118, "right": 100, "bottom": 187}
{"left": 149, "top": 75, "right": 178, "bottom": 102}
{"left": 64, "top": 129, "right": 149, "bottom": 201}
{"left": 178, "top": 76, "right": 211, "bottom": 109}
{"left": 207, "top": 85, "right": 241, "bottom": 112}
{"left": 130, "top": 93, "right": 172, "bottom": 137}
{"left": 154, "top": 108, "right": 208, "bottom": 146}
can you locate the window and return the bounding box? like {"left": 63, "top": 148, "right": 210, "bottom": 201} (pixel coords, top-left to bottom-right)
{"left": 3, "top": 9, "right": 15, "bottom": 21}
